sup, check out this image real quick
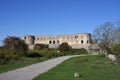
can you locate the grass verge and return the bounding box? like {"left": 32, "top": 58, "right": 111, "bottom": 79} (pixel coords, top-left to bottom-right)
{"left": 33, "top": 55, "right": 120, "bottom": 80}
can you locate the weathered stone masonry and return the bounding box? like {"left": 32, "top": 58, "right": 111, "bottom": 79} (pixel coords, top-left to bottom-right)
{"left": 23, "top": 33, "right": 100, "bottom": 53}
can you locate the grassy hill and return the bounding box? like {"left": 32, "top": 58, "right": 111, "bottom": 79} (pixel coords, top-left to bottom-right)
{"left": 33, "top": 55, "right": 120, "bottom": 80}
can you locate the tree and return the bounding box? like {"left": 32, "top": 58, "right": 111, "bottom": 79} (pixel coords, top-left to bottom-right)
{"left": 3, "top": 36, "right": 27, "bottom": 50}
{"left": 58, "top": 42, "right": 71, "bottom": 52}
{"left": 0, "top": 36, "right": 28, "bottom": 64}
{"left": 113, "top": 21, "right": 120, "bottom": 44}
{"left": 92, "top": 22, "right": 115, "bottom": 54}
{"left": 3, "top": 36, "right": 28, "bottom": 56}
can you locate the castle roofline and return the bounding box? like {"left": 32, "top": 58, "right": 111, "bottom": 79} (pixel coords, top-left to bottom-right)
{"left": 33, "top": 33, "right": 91, "bottom": 37}
{"left": 76, "top": 33, "right": 91, "bottom": 35}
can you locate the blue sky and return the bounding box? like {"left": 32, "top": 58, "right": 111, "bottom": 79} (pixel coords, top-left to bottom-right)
{"left": 0, "top": 0, "right": 120, "bottom": 45}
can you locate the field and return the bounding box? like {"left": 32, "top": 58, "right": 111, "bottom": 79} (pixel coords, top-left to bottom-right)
{"left": 33, "top": 55, "right": 120, "bottom": 80}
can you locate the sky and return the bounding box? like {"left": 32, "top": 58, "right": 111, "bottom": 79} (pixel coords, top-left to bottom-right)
{"left": 0, "top": 0, "right": 120, "bottom": 45}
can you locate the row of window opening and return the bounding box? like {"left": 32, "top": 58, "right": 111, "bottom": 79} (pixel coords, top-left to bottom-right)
{"left": 49, "top": 40, "right": 59, "bottom": 44}
{"left": 49, "top": 40, "right": 89, "bottom": 44}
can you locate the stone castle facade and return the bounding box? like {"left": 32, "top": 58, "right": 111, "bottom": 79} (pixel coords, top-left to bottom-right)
{"left": 23, "top": 33, "right": 100, "bottom": 53}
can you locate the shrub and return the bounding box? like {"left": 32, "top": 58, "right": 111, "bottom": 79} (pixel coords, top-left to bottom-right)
{"left": 55, "top": 52, "right": 66, "bottom": 57}
{"left": 79, "top": 48, "right": 88, "bottom": 54}
{"left": 112, "top": 44, "right": 120, "bottom": 58}
{"left": 34, "top": 44, "right": 48, "bottom": 50}
{"left": 70, "top": 48, "right": 88, "bottom": 55}
{"left": 0, "top": 49, "right": 24, "bottom": 64}
{"left": 58, "top": 42, "right": 72, "bottom": 52}
{"left": 26, "top": 50, "right": 43, "bottom": 58}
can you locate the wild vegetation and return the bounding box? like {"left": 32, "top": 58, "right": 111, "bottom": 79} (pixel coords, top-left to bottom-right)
{"left": 58, "top": 42, "right": 72, "bottom": 52}
{"left": 112, "top": 43, "right": 120, "bottom": 59}
{"left": 34, "top": 44, "right": 48, "bottom": 50}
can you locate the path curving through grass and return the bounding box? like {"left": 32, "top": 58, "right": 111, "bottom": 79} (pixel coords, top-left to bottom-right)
{"left": 0, "top": 54, "right": 91, "bottom": 80}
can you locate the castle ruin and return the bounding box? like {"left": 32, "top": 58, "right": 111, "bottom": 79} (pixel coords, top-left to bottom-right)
{"left": 23, "top": 33, "right": 100, "bottom": 53}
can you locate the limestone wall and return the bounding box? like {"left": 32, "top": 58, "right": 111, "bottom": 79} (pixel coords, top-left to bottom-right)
{"left": 23, "top": 33, "right": 96, "bottom": 49}
{"left": 23, "top": 36, "right": 35, "bottom": 45}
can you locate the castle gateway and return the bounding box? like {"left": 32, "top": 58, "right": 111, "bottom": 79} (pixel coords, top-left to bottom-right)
{"left": 23, "top": 33, "right": 100, "bottom": 53}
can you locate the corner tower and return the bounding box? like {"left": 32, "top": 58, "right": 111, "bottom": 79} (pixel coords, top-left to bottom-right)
{"left": 23, "top": 36, "right": 35, "bottom": 49}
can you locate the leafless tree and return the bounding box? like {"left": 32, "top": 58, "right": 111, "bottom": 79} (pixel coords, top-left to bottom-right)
{"left": 114, "top": 21, "right": 120, "bottom": 44}
{"left": 92, "top": 22, "right": 115, "bottom": 54}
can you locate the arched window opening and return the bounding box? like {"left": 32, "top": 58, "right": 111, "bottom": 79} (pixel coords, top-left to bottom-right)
{"left": 75, "top": 36, "right": 78, "bottom": 39}
{"left": 53, "top": 41, "right": 55, "bottom": 44}
{"left": 24, "top": 37, "right": 26, "bottom": 40}
{"left": 49, "top": 41, "right": 52, "bottom": 44}
{"left": 81, "top": 40, "right": 83, "bottom": 44}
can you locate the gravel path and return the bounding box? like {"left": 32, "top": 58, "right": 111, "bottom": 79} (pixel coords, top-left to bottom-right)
{"left": 0, "top": 55, "right": 90, "bottom": 80}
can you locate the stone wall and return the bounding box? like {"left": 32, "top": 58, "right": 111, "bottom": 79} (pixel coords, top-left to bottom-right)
{"left": 23, "top": 33, "right": 100, "bottom": 53}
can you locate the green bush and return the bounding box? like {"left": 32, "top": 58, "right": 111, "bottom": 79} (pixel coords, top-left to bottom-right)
{"left": 0, "top": 50, "right": 4, "bottom": 59}
{"left": 26, "top": 50, "right": 43, "bottom": 58}
{"left": 112, "top": 44, "right": 120, "bottom": 58}
{"left": 43, "top": 49, "right": 56, "bottom": 58}
{"left": 0, "top": 49, "right": 24, "bottom": 64}
{"left": 79, "top": 48, "right": 88, "bottom": 54}
{"left": 55, "top": 52, "right": 65, "bottom": 57}
{"left": 34, "top": 44, "right": 48, "bottom": 50}
{"left": 26, "top": 49, "right": 57, "bottom": 59}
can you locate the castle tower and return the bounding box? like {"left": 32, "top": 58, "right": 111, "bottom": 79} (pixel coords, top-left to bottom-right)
{"left": 70, "top": 33, "right": 91, "bottom": 49}
{"left": 23, "top": 36, "right": 35, "bottom": 49}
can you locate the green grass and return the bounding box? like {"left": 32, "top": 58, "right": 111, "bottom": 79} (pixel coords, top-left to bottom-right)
{"left": 33, "top": 55, "right": 120, "bottom": 80}
{"left": 0, "top": 57, "right": 48, "bottom": 74}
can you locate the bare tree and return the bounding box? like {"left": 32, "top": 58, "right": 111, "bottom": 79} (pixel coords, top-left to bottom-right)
{"left": 92, "top": 22, "right": 115, "bottom": 54}
{"left": 114, "top": 21, "right": 120, "bottom": 44}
